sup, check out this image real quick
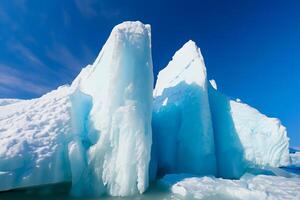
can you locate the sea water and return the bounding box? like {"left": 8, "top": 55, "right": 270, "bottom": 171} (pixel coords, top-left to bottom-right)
{"left": 1, "top": 167, "right": 299, "bottom": 200}
{"left": 0, "top": 182, "right": 181, "bottom": 200}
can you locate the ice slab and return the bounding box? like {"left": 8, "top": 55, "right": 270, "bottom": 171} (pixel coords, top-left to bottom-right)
{"left": 160, "top": 173, "right": 300, "bottom": 200}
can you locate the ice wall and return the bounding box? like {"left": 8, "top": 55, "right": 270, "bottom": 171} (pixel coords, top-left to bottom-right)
{"left": 208, "top": 84, "right": 247, "bottom": 178}
{"left": 152, "top": 41, "right": 217, "bottom": 177}
{"left": 70, "top": 21, "right": 154, "bottom": 197}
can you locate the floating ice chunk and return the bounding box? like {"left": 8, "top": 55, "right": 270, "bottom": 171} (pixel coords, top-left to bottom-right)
{"left": 152, "top": 40, "right": 216, "bottom": 177}
{"left": 71, "top": 21, "right": 154, "bottom": 197}
{"left": 160, "top": 173, "right": 300, "bottom": 200}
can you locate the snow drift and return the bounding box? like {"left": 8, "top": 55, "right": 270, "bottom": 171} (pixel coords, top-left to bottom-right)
{"left": 0, "top": 21, "right": 291, "bottom": 197}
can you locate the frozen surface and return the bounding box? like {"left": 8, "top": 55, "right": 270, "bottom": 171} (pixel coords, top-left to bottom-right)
{"left": 0, "top": 86, "right": 72, "bottom": 191}
{"left": 70, "top": 21, "right": 153, "bottom": 197}
{"left": 161, "top": 173, "right": 300, "bottom": 200}
{"left": 151, "top": 40, "right": 216, "bottom": 177}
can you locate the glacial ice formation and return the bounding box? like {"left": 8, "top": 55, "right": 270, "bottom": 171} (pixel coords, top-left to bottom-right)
{"left": 0, "top": 21, "right": 292, "bottom": 197}
{"left": 151, "top": 40, "right": 216, "bottom": 177}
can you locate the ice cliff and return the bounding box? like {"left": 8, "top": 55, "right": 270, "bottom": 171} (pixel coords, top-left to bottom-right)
{"left": 0, "top": 21, "right": 290, "bottom": 197}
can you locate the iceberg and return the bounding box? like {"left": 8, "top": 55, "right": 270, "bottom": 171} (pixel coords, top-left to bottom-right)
{"left": 0, "top": 21, "right": 292, "bottom": 197}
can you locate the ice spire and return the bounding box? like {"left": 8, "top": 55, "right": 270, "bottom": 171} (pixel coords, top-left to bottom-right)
{"left": 69, "top": 21, "right": 153, "bottom": 196}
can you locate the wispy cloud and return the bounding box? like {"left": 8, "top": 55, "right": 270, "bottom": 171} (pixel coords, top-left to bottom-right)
{"left": 75, "top": 0, "right": 98, "bottom": 18}
{"left": 12, "top": 0, "right": 27, "bottom": 12}
{"left": 62, "top": 9, "right": 71, "bottom": 26}
{"left": 74, "top": 0, "right": 120, "bottom": 19}
{"left": 0, "top": 6, "right": 18, "bottom": 31}
{"left": 10, "top": 42, "right": 47, "bottom": 68}
{"left": 46, "top": 42, "right": 84, "bottom": 72}
{"left": 0, "top": 64, "right": 51, "bottom": 97}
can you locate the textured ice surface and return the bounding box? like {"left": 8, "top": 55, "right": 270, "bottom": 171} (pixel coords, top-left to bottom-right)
{"left": 0, "top": 86, "right": 72, "bottom": 191}
{"left": 69, "top": 21, "right": 153, "bottom": 197}
{"left": 161, "top": 173, "right": 300, "bottom": 200}
{"left": 229, "top": 99, "right": 290, "bottom": 166}
{"left": 151, "top": 41, "right": 216, "bottom": 177}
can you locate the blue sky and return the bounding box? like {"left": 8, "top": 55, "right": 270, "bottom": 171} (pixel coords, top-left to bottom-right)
{"left": 0, "top": 0, "right": 299, "bottom": 146}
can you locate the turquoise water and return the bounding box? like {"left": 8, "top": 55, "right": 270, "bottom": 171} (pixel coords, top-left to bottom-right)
{"left": 0, "top": 182, "right": 181, "bottom": 200}
{"left": 1, "top": 167, "right": 299, "bottom": 200}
